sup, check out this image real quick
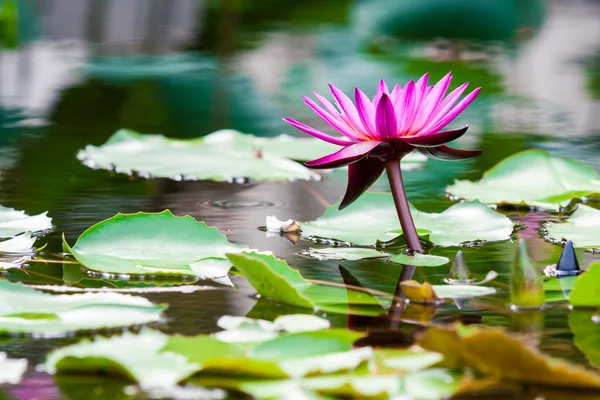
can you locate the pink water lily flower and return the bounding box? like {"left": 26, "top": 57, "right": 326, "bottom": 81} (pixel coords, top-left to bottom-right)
{"left": 284, "top": 72, "right": 482, "bottom": 210}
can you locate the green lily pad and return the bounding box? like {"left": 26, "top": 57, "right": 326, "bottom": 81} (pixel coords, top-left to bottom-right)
{"left": 214, "top": 314, "right": 331, "bottom": 344}
{"left": 0, "top": 206, "right": 52, "bottom": 238}
{"left": 446, "top": 150, "right": 600, "bottom": 210}
{"left": 301, "top": 192, "right": 514, "bottom": 246}
{"left": 0, "top": 352, "right": 27, "bottom": 384}
{"left": 78, "top": 129, "right": 329, "bottom": 182}
{"left": 569, "top": 262, "right": 600, "bottom": 308}
{"left": 545, "top": 205, "right": 600, "bottom": 249}
{"left": 0, "top": 280, "right": 165, "bottom": 335}
{"left": 63, "top": 210, "right": 245, "bottom": 281}
{"left": 226, "top": 252, "right": 388, "bottom": 315}
{"left": 304, "top": 247, "right": 450, "bottom": 265}
{"left": 389, "top": 253, "right": 450, "bottom": 267}
{"left": 570, "top": 310, "right": 600, "bottom": 370}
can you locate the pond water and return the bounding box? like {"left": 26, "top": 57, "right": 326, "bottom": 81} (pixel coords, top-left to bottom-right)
{"left": 1, "top": 0, "right": 600, "bottom": 399}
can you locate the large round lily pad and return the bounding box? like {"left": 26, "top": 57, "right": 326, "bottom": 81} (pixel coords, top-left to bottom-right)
{"left": 545, "top": 205, "right": 600, "bottom": 249}
{"left": 63, "top": 210, "right": 246, "bottom": 280}
{"left": 300, "top": 192, "right": 514, "bottom": 246}
{"left": 446, "top": 150, "right": 600, "bottom": 210}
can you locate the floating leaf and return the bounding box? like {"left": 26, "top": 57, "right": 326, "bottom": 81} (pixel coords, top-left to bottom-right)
{"left": 0, "top": 206, "right": 52, "bottom": 238}
{"left": 77, "top": 129, "right": 337, "bottom": 181}
{"left": 226, "top": 252, "right": 388, "bottom": 315}
{"left": 389, "top": 253, "right": 450, "bottom": 267}
{"left": 45, "top": 331, "right": 200, "bottom": 389}
{"left": 0, "top": 352, "right": 27, "bottom": 384}
{"left": 301, "top": 193, "right": 513, "bottom": 246}
{"left": 446, "top": 150, "right": 600, "bottom": 210}
{"left": 63, "top": 211, "right": 245, "bottom": 281}
{"left": 303, "top": 247, "right": 388, "bottom": 261}
{"left": 0, "top": 280, "right": 165, "bottom": 335}
{"left": 401, "top": 281, "right": 441, "bottom": 304}
{"left": 569, "top": 262, "right": 600, "bottom": 308}
{"left": 418, "top": 324, "right": 600, "bottom": 388}
{"left": 213, "top": 314, "right": 330, "bottom": 343}
{"left": 381, "top": 347, "right": 444, "bottom": 372}
{"left": 546, "top": 205, "right": 600, "bottom": 249}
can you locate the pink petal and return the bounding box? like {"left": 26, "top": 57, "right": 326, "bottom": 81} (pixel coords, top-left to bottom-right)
{"left": 305, "top": 141, "right": 382, "bottom": 169}
{"left": 416, "top": 73, "right": 452, "bottom": 128}
{"left": 303, "top": 96, "right": 364, "bottom": 141}
{"left": 414, "top": 73, "right": 429, "bottom": 104}
{"left": 283, "top": 118, "right": 355, "bottom": 146}
{"left": 421, "top": 82, "right": 469, "bottom": 132}
{"left": 375, "top": 93, "right": 397, "bottom": 140}
{"left": 390, "top": 84, "right": 402, "bottom": 104}
{"left": 373, "top": 79, "right": 390, "bottom": 104}
{"left": 429, "top": 88, "right": 481, "bottom": 133}
{"left": 328, "top": 84, "right": 368, "bottom": 136}
{"left": 395, "top": 80, "right": 416, "bottom": 134}
{"left": 354, "top": 88, "right": 377, "bottom": 138}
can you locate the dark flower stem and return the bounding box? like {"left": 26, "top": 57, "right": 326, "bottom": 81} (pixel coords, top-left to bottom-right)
{"left": 385, "top": 159, "right": 423, "bottom": 253}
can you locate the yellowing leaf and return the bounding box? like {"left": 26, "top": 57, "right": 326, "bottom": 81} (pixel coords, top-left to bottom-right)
{"left": 418, "top": 324, "right": 600, "bottom": 389}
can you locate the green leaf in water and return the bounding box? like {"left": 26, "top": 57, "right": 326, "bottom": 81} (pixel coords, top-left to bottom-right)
{"left": 301, "top": 192, "right": 513, "bottom": 246}
{"left": 446, "top": 150, "right": 600, "bottom": 210}
{"left": 570, "top": 310, "right": 600, "bottom": 370}
{"left": 305, "top": 247, "right": 450, "bottom": 265}
{"left": 389, "top": 252, "right": 450, "bottom": 267}
{"left": 226, "top": 252, "right": 389, "bottom": 315}
{"left": 569, "top": 262, "right": 600, "bottom": 308}
{"left": 546, "top": 205, "right": 600, "bottom": 249}
{"left": 0, "top": 280, "right": 166, "bottom": 335}
{"left": 63, "top": 210, "right": 245, "bottom": 282}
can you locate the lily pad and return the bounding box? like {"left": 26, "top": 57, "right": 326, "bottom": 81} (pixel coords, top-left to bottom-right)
{"left": 77, "top": 129, "right": 326, "bottom": 182}
{"left": 214, "top": 314, "right": 331, "bottom": 344}
{"left": 446, "top": 150, "right": 600, "bottom": 210}
{"left": 304, "top": 247, "right": 450, "bottom": 265}
{"left": 0, "top": 206, "right": 52, "bottom": 238}
{"left": 301, "top": 192, "right": 513, "bottom": 246}
{"left": 418, "top": 324, "right": 600, "bottom": 389}
{"left": 0, "top": 352, "right": 27, "bottom": 384}
{"left": 226, "top": 252, "right": 389, "bottom": 315}
{"left": 63, "top": 210, "right": 245, "bottom": 281}
{"left": 0, "top": 280, "right": 165, "bottom": 335}
{"left": 545, "top": 205, "right": 600, "bottom": 249}
{"left": 569, "top": 262, "right": 600, "bottom": 308}
{"left": 401, "top": 281, "right": 496, "bottom": 303}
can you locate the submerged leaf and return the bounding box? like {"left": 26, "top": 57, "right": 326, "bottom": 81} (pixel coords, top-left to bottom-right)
{"left": 63, "top": 211, "right": 245, "bottom": 281}
{"left": 418, "top": 324, "right": 600, "bottom": 388}
{"left": 0, "top": 206, "right": 52, "bottom": 238}
{"left": 546, "top": 205, "right": 600, "bottom": 249}
{"left": 446, "top": 150, "right": 600, "bottom": 210}
{"left": 570, "top": 310, "right": 600, "bottom": 369}
{"left": 0, "top": 280, "right": 165, "bottom": 335}
{"left": 226, "top": 252, "right": 388, "bottom": 315}
{"left": 301, "top": 192, "right": 513, "bottom": 246}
